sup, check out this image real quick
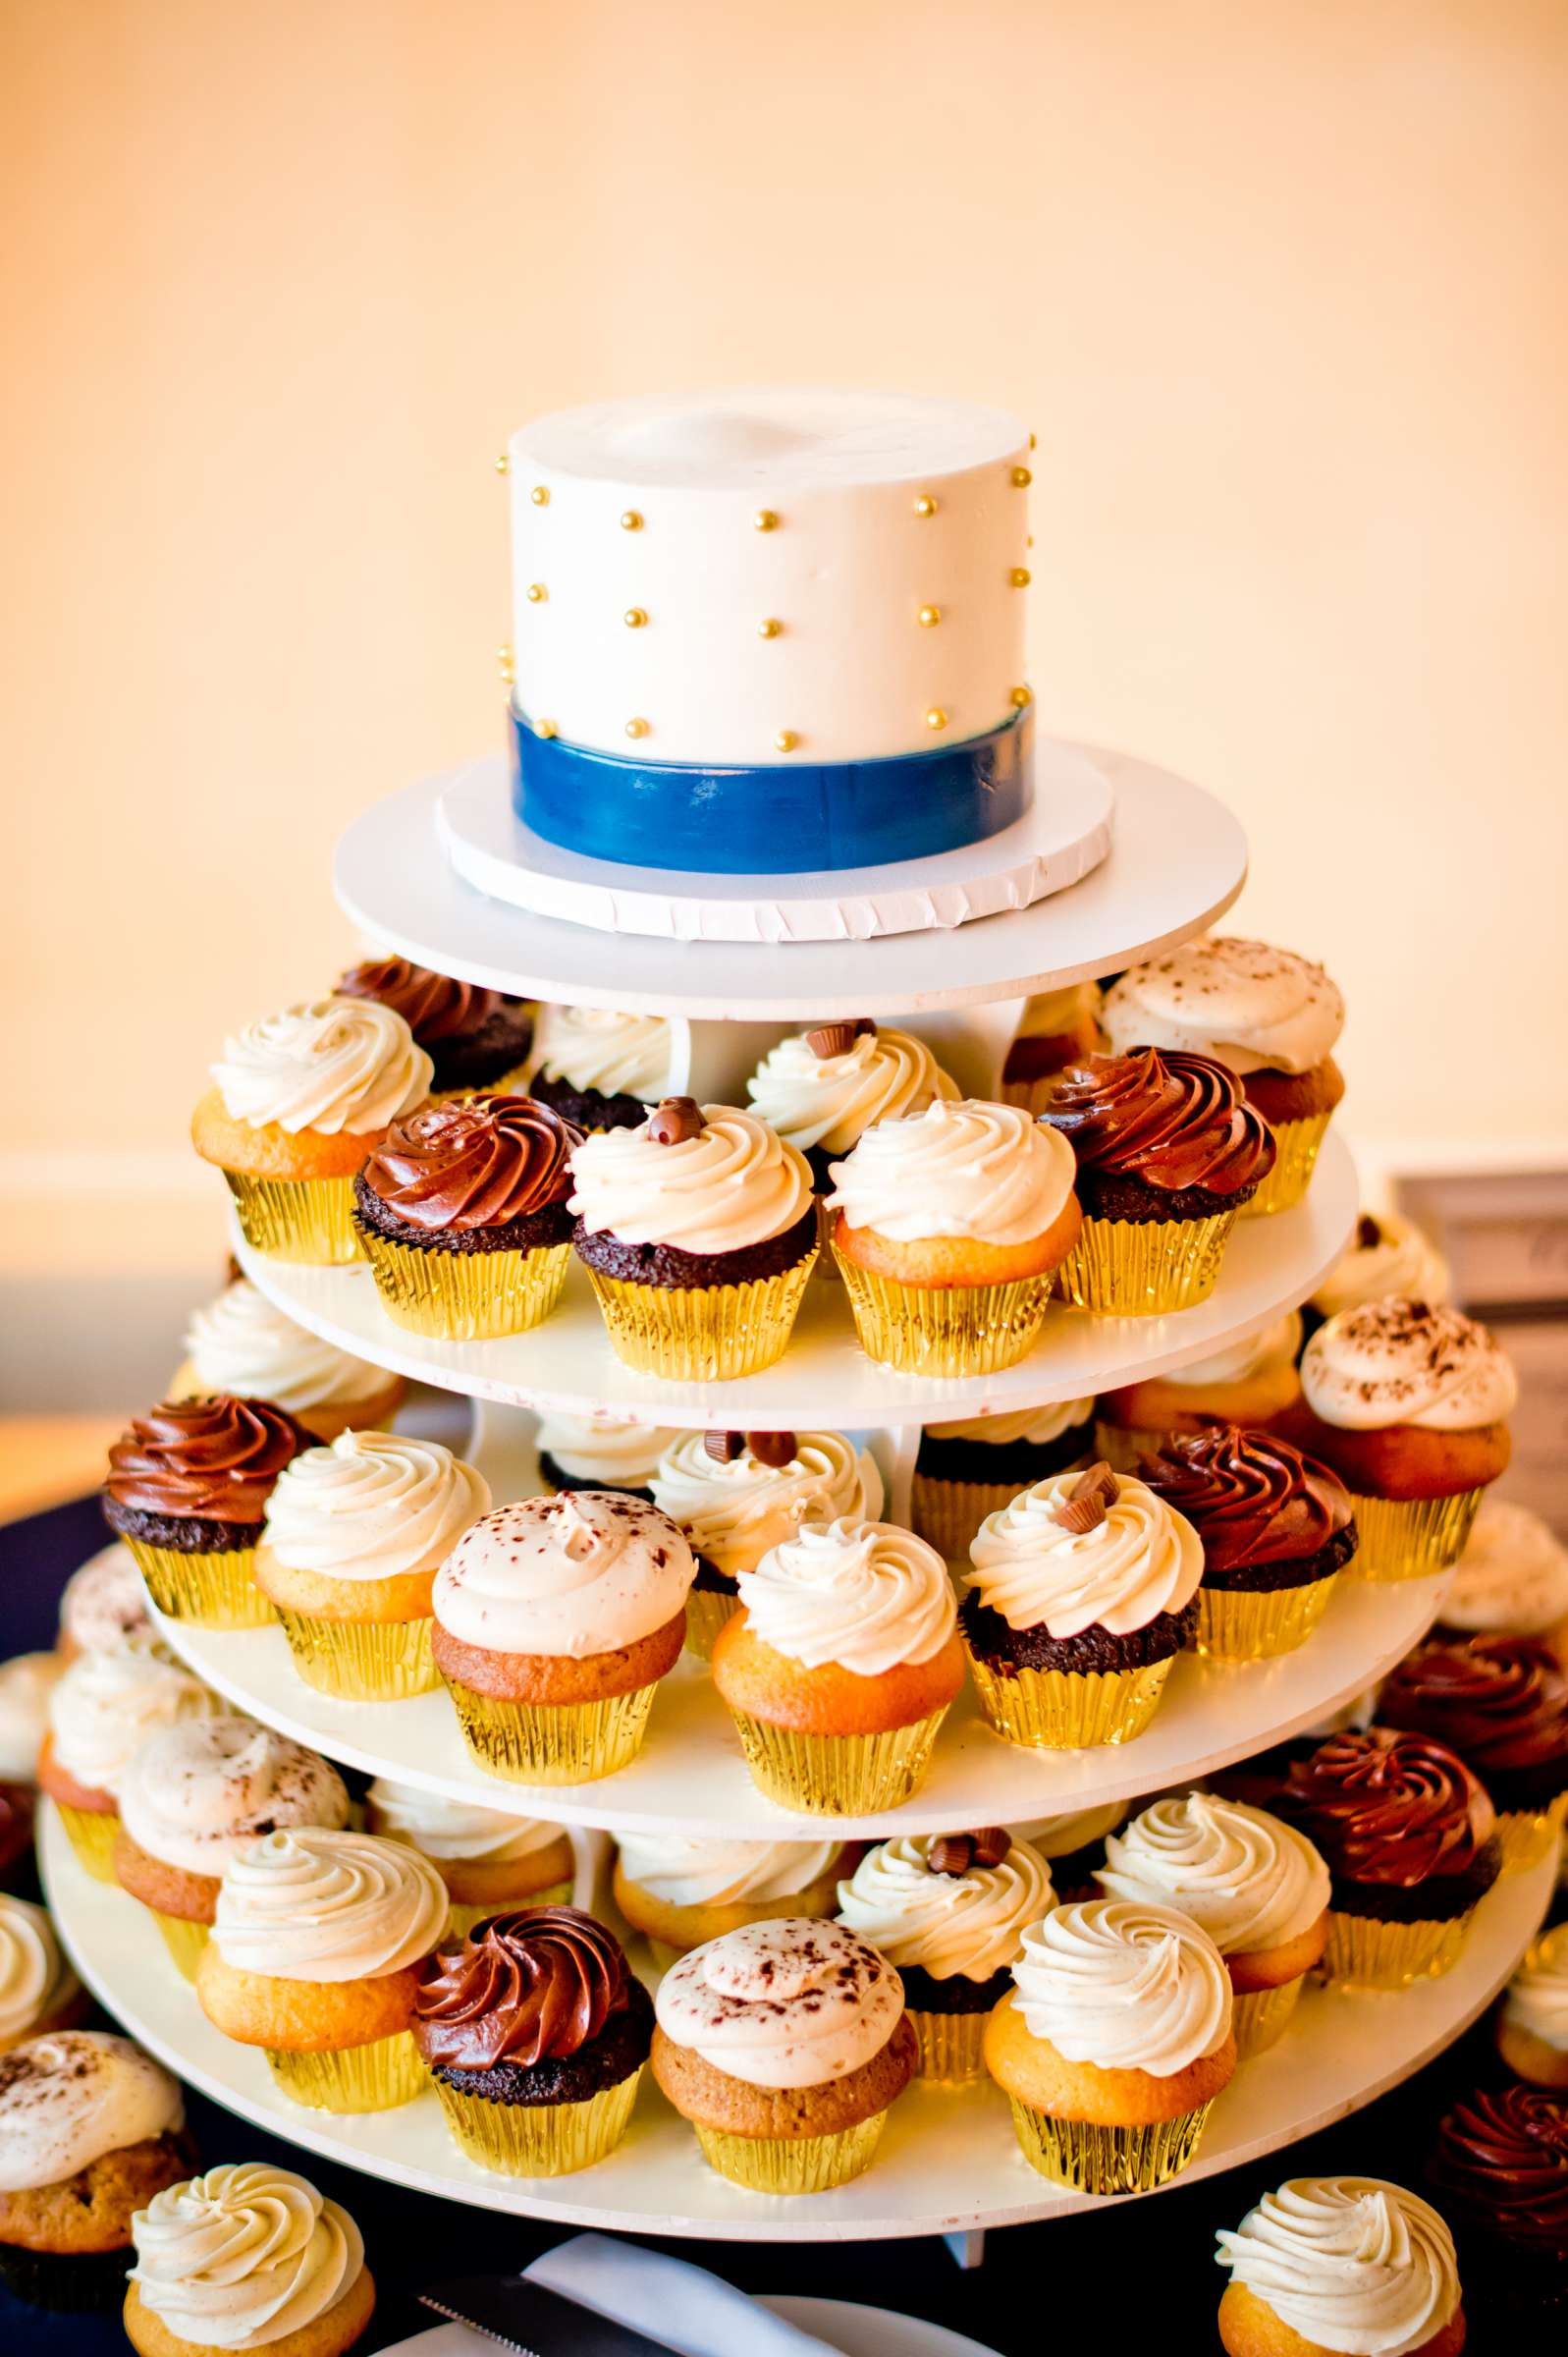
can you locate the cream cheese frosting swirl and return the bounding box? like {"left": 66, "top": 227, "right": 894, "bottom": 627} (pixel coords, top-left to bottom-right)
{"left": 836, "top": 1835, "right": 1054, "bottom": 1981}
{"left": 736, "top": 1517, "right": 956, "bottom": 1674}
{"left": 615, "top": 1833, "right": 841, "bottom": 1906}
{"left": 0, "top": 1896, "right": 81, "bottom": 2045}
{"left": 1162, "top": 1311, "right": 1303, "bottom": 1391}
{"left": 210, "top": 998, "right": 432, "bottom": 1135}
{"left": 433, "top": 1492, "right": 694, "bottom": 1658}
{"left": 1442, "top": 1500, "right": 1568, "bottom": 1637}
{"left": 1098, "top": 1793, "right": 1329, "bottom": 1957}
{"left": 261, "top": 1431, "right": 490, "bottom": 1581}
{"left": 183, "top": 1282, "right": 389, "bottom": 1414}
{"left": 130, "top": 2163, "right": 365, "bottom": 2351}
{"left": 0, "top": 1652, "right": 62, "bottom": 1781}
{"left": 58, "top": 1541, "right": 151, "bottom": 1655}
{"left": 825, "top": 1097, "right": 1076, "bottom": 1245}
{"left": 568, "top": 1105, "right": 812, "bottom": 1252}
{"left": 1216, "top": 2177, "right": 1461, "bottom": 2356}
{"left": 533, "top": 1411, "right": 680, "bottom": 1488}
{"left": 47, "top": 1637, "right": 225, "bottom": 1796}
{"left": 1103, "top": 936, "right": 1344, "bottom": 1075}
{"left": 968, "top": 1470, "right": 1203, "bottom": 1638}
{"left": 656, "top": 1918, "right": 903, "bottom": 2088}
{"left": 0, "top": 2030, "right": 184, "bottom": 2192}
{"left": 118, "top": 1719, "right": 349, "bottom": 1878}
{"left": 651, "top": 1431, "right": 879, "bottom": 1575}
{"left": 1501, "top": 1923, "right": 1568, "bottom": 2053}
{"left": 1301, "top": 1298, "right": 1518, "bottom": 1431}
{"left": 926, "top": 1399, "right": 1095, "bottom": 1448}
{"left": 529, "top": 1004, "right": 671, "bottom": 1099}
{"left": 746, "top": 1026, "right": 959, "bottom": 1153}
{"left": 1010, "top": 1899, "right": 1232, "bottom": 2075}
{"left": 212, "top": 1828, "right": 447, "bottom": 1982}
{"left": 1313, "top": 1213, "right": 1451, "bottom": 1322}
{"left": 366, "top": 1780, "right": 566, "bottom": 1866}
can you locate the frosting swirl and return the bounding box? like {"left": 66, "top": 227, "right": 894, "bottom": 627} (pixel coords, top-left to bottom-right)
{"left": 746, "top": 1026, "right": 958, "bottom": 1154}
{"left": 1502, "top": 1924, "right": 1568, "bottom": 2054}
{"left": 106, "top": 1398, "right": 310, "bottom": 1524}
{"left": 533, "top": 1411, "right": 679, "bottom": 1488}
{"left": 366, "top": 1781, "right": 565, "bottom": 1866}
{"left": 1379, "top": 1635, "right": 1568, "bottom": 1779}
{"left": 1009, "top": 1899, "right": 1232, "bottom": 2075}
{"left": 1300, "top": 1298, "right": 1518, "bottom": 1432}
{"left": 651, "top": 1431, "right": 879, "bottom": 1576}
{"left": 736, "top": 1517, "right": 956, "bottom": 1674}
{"left": 1098, "top": 1794, "right": 1329, "bottom": 1956}
{"left": 1044, "top": 1047, "right": 1276, "bottom": 1194}
{"left": 1162, "top": 1311, "right": 1303, "bottom": 1391}
{"left": 836, "top": 1835, "right": 1054, "bottom": 1981}
{"left": 130, "top": 2163, "right": 365, "bottom": 2351}
{"left": 568, "top": 1105, "right": 812, "bottom": 1253}
{"left": 614, "top": 1833, "right": 840, "bottom": 1907}
{"left": 261, "top": 1431, "right": 490, "bottom": 1582}
{"left": 656, "top": 1918, "right": 903, "bottom": 2089}
{"left": 434, "top": 1492, "right": 694, "bottom": 1658}
{"left": 1216, "top": 2177, "right": 1461, "bottom": 2355}
{"left": 0, "top": 1652, "right": 62, "bottom": 1781}
{"left": 0, "top": 2030, "right": 184, "bottom": 2193}
{"left": 210, "top": 998, "right": 432, "bottom": 1135}
{"left": 58, "top": 1542, "right": 150, "bottom": 1654}
{"left": 825, "top": 1097, "right": 1076, "bottom": 1246}
{"left": 414, "top": 1905, "right": 631, "bottom": 2068}
{"left": 118, "top": 1719, "right": 348, "bottom": 1878}
{"left": 182, "top": 1283, "right": 389, "bottom": 1415}
{"left": 48, "top": 1637, "right": 225, "bottom": 1795}
{"left": 336, "top": 956, "right": 514, "bottom": 1045}
{"left": 1277, "top": 1729, "right": 1495, "bottom": 1887}
{"left": 926, "top": 1399, "right": 1095, "bottom": 1449}
{"left": 1103, "top": 936, "right": 1344, "bottom": 1075}
{"left": 529, "top": 1004, "right": 671, "bottom": 1099}
{"left": 967, "top": 1470, "right": 1203, "bottom": 1637}
{"left": 0, "top": 1896, "right": 81, "bottom": 2045}
{"left": 359, "top": 1094, "right": 579, "bottom": 1230}
{"left": 1443, "top": 1501, "right": 1568, "bottom": 1637}
{"left": 212, "top": 1829, "right": 447, "bottom": 1982}
{"left": 1313, "top": 1213, "right": 1451, "bottom": 1322}
{"left": 1141, "top": 1426, "right": 1355, "bottom": 1571}
{"left": 1430, "top": 2087, "right": 1568, "bottom": 2258}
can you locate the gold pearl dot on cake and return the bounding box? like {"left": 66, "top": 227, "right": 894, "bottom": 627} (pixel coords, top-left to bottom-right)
{"left": 535, "top": 718, "right": 559, "bottom": 739}
{"left": 495, "top": 453, "right": 511, "bottom": 475}
{"left": 525, "top": 581, "right": 547, "bottom": 603}
{"left": 530, "top": 485, "right": 550, "bottom": 506}
{"left": 774, "top": 730, "right": 799, "bottom": 752}
{"left": 624, "top": 717, "right": 650, "bottom": 740}
{"left": 623, "top": 607, "right": 648, "bottom": 629}
{"left": 621, "top": 510, "right": 643, "bottom": 531}
{"left": 757, "top": 617, "right": 783, "bottom": 638}
{"left": 1029, "top": 431, "right": 1038, "bottom": 451}
{"left": 1010, "top": 465, "right": 1032, "bottom": 488}
{"left": 754, "top": 509, "right": 780, "bottom": 532}
{"left": 1010, "top": 685, "right": 1032, "bottom": 708}
{"left": 917, "top": 604, "right": 942, "bottom": 628}
{"left": 497, "top": 644, "right": 515, "bottom": 682}
{"left": 913, "top": 494, "right": 939, "bottom": 518}
{"left": 1010, "top": 567, "right": 1031, "bottom": 588}
{"left": 926, "top": 707, "right": 948, "bottom": 732}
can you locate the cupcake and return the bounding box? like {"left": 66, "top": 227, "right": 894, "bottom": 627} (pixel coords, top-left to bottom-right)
{"left": 1216, "top": 2176, "right": 1464, "bottom": 2357}
{"left": 1013, "top": 1803, "right": 1128, "bottom": 1899}
{"left": 652, "top": 1918, "right": 918, "bottom": 2193}
{"left": 962, "top": 1465, "right": 1203, "bottom": 1749}
{"left": 710, "top": 1518, "right": 962, "bottom": 1814}
{"left": 0, "top": 2032, "right": 189, "bottom": 2312}
{"left": 1378, "top": 1635, "right": 1568, "bottom": 1867}
{"left": 171, "top": 1277, "right": 405, "bottom": 1441}
{"left": 0, "top": 1652, "right": 60, "bottom": 1786}
{"left": 0, "top": 1899, "right": 85, "bottom": 2054}
{"left": 1103, "top": 935, "right": 1345, "bottom": 1216}
{"left": 103, "top": 1397, "right": 312, "bottom": 1628}
{"left": 1274, "top": 1728, "right": 1501, "bottom": 1988}
{"left": 38, "top": 1638, "right": 224, "bottom": 1882}
{"left": 612, "top": 1833, "right": 848, "bottom": 1966}
{"left": 57, "top": 1542, "right": 150, "bottom": 1658}
{"left": 744, "top": 1018, "right": 958, "bottom": 1206}
{"left": 1097, "top": 1793, "right": 1330, "bottom": 2057}
{"left": 353, "top": 1093, "right": 581, "bottom": 1339}
{"left": 1094, "top": 1311, "right": 1304, "bottom": 1468}
{"left": 196, "top": 1827, "right": 447, "bottom": 2111}
{"left": 534, "top": 1410, "right": 680, "bottom": 1502}
{"left": 827, "top": 1097, "right": 1081, "bottom": 1376}
{"left": 910, "top": 1398, "right": 1097, "bottom": 1563}
{"left": 1306, "top": 1209, "right": 1451, "bottom": 1342}
{"left": 191, "top": 997, "right": 433, "bottom": 1263}
{"left": 255, "top": 1430, "right": 490, "bottom": 1701}
{"left": 432, "top": 1492, "right": 695, "bottom": 1783}
{"left": 1140, "top": 1424, "right": 1359, "bottom": 1660}
{"left": 1438, "top": 1500, "right": 1568, "bottom": 1666}
{"left": 126, "top": 2161, "right": 374, "bottom": 2357}
{"left": 650, "top": 1426, "right": 880, "bottom": 1658}
{"left": 114, "top": 1718, "right": 349, "bottom": 1981}
{"left": 1284, "top": 1300, "right": 1518, "bottom": 1580}
{"left": 1496, "top": 1925, "right": 1568, "bottom": 2088}
{"left": 999, "top": 983, "right": 1106, "bottom": 1113}
{"left": 413, "top": 1905, "right": 653, "bottom": 2175}
{"left": 337, "top": 953, "right": 534, "bottom": 1093}
{"left": 1042, "top": 1048, "right": 1276, "bottom": 1312}
{"left": 365, "top": 1779, "right": 574, "bottom": 1938}
{"left": 526, "top": 1002, "right": 673, "bottom": 1132}
{"left": 569, "top": 1100, "right": 818, "bottom": 1380}
{"left": 1429, "top": 2087, "right": 1565, "bottom": 2317}
{"left": 984, "top": 1898, "right": 1236, "bottom": 2193}
{"left": 836, "top": 1830, "right": 1054, "bottom": 2082}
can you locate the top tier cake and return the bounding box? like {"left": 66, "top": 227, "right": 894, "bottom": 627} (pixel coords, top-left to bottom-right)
{"left": 505, "top": 388, "right": 1035, "bottom": 875}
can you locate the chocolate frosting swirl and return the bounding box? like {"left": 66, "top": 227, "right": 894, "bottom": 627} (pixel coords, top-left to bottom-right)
{"left": 1044, "top": 1048, "right": 1276, "bottom": 1193}
{"left": 413, "top": 1905, "right": 630, "bottom": 2068}
{"left": 1379, "top": 1636, "right": 1568, "bottom": 1778}
{"left": 1277, "top": 1728, "right": 1495, "bottom": 1887}
{"left": 336, "top": 957, "right": 513, "bottom": 1046}
{"left": 360, "top": 1095, "right": 582, "bottom": 1232}
{"left": 1430, "top": 2086, "right": 1568, "bottom": 2256}
{"left": 1140, "top": 1424, "right": 1355, "bottom": 1570}
{"left": 105, "top": 1398, "right": 310, "bottom": 1523}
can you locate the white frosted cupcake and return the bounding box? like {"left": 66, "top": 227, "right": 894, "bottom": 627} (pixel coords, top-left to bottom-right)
{"left": 745, "top": 1019, "right": 958, "bottom": 1202}
{"left": 527, "top": 1003, "right": 672, "bottom": 1131}
{"left": 836, "top": 1831, "right": 1054, "bottom": 2081}
{"left": 1098, "top": 1793, "right": 1330, "bottom": 2057}
{"left": 37, "top": 1639, "right": 225, "bottom": 1883}
{"left": 1439, "top": 1499, "right": 1568, "bottom": 1666}
{"left": 0, "top": 1897, "right": 84, "bottom": 2055}
{"left": 1309, "top": 1209, "right": 1451, "bottom": 1329}
{"left": 613, "top": 1833, "right": 848, "bottom": 1965}
{"left": 1215, "top": 2177, "right": 1464, "bottom": 2357}
{"left": 912, "top": 1398, "right": 1097, "bottom": 1561}
{"left": 171, "top": 1278, "right": 405, "bottom": 1440}
{"left": 365, "top": 1779, "right": 574, "bottom": 1936}
{"left": 534, "top": 1410, "right": 681, "bottom": 1501}
{"left": 0, "top": 1654, "right": 61, "bottom": 1784}
{"left": 1095, "top": 1311, "right": 1304, "bottom": 1468}
{"left": 1495, "top": 1922, "right": 1568, "bottom": 2090}
{"left": 125, "top": 2161, "right": 374, "bottom": 2357}
{"left": 57, "top": 1543, "right": 150, "bottom": 1660}
{"left": 255, "top": 1430, "right": 490, "bottom": 1701}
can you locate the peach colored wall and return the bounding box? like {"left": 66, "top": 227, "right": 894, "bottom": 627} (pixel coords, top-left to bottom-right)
{"left": 5, "top": 0, "right": 1566, "bottom": 1269}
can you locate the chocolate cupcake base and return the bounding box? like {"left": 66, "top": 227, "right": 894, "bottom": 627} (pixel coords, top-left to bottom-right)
{"left": 531, "top": 1074, "right": 651, "bottom": 1134}
{"left": 536, "top": 1453, "right": 653, "bottom": 1503}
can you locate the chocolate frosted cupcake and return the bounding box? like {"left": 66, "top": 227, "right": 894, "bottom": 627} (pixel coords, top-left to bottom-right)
{"left": 745, "top": 1018, "right": 958, "bottom": 1194}
{"left": 1141, "top": 1425, "right": 1359, "bottom": 1660}
{"left": 1429, "top": 2086, "right": 1568, "bottom": 2310}
{"left": 414, "top": 1905, "right": 652, "bottom": 2175}
{"left": 527, "top": 1003, "right": 672, "bottom": 1133}
{"left": 911, "top": 1398, "right": 1096, "bottom": 1562}
{"left": 354, "top": 1093, "right": 581, "bottom": 1339}
{"left": 1379, "top": 1635, "right": 1568, "bottom": 1868}
{"left": 102, "top": 1397, "right": 311, "bottom": 1628}
{"left": 1043, "top": 1047, "right": 1275, "bottom": 1313}
{"left": 336, "top": 956, "right": 533, "bottom": 1094}
{"left": 1274, "top": 1728, "right": 1501, "bottom": 1988}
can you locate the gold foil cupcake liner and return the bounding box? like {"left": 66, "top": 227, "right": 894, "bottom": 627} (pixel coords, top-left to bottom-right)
{"left": 684, "top": 1587, "right": 742, "bottom": 1661}
{"left": 726, "top": 1709, "right": 949, "bottom": 1814}
{"left": 1191, "top": 1577, "right": 1338, "bottom": 1663}
{"left": 1230, "top": 1976, "right": 1305, "bottom": 2060}
{"left": 1054, "top": 1209, "right": 1238, "bottom": 1316}
{"left": 357, "top": 1230, "right": 571, "bottom": 1341}
{"left": 54, "top": 1804, "right": 121, "bottom": 1883}
{"left": 276, "top": 1610, "right": 439, "bottom": 1702}
{"left": 1342, "top": 1489, "right": 1484, "bottom": 1581}
{"left": 124, "top": 1538, "right": 273, "bottom": 1630}
{"left": 964, "top": 1653, "right": 1173, "bottom": 1750}
{"left": 444, "top": 1881, "right": 573, "bottom": 1942}
{"left": 1006, "top": 2098, "right": 1215, "bottom": 2192}
{"left": 432, "top": 2070, "right": 642, "bottom": 2175}
{"left": 223, "top": 1170, "right": 361, "bottom": 1266}
{"left": 694, "top": 2111, "right": 888, "bottom": 2193}
{"left": 1240, "top": 1113, "right": 1334, "bottom": 1219}
{"left": 443, "top": 1675, "right": 659, "bottom": 1784}
{"left": 1495, "top": 1793, "right": 1567, "bottom": 1872}
{"left": 582, "top": 1253, "right": 816, "bottom": 1381}
{"left": 833, "top": 1256, "right": 1054, "bottom": 1377}
{"left": 1320, "top": 1907, "right": 1471, "bottom": 1991}
{"left": 907, "top": 2007, "right": 990, "bottom": 2083}
{"left": 266, "top": 2030, "right": 424, "bottom": 2112}
{"left": 150, "top": 1911, "right": 210, "bottom": 1982}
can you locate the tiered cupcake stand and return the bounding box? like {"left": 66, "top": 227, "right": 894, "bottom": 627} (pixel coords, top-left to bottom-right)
{"left": 40, "top": 737, "right": 1554, "bottom": 2255}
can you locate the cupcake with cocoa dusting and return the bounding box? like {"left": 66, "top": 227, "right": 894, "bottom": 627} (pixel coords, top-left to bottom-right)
{"left": 102, "top": 1397, "right": 312, "bottom": 1628}
{"left": 527, "top": 1003, "right": 672, "bottom": 1133}
{"left": 56, "top": 1543, "right": 149, "bottom": 1660}
{"left": 1378, "top": 1635, "right": 1568, "bottom": 1869}
{"left": 1274, "top": 1728, "right": 1501, "bottom": 1988}
{"left": 1042, "top": 1047, "right": 1275, "bottom": 1313}
{"left": 336, "top": 956, "right": 534, "bottom": 1094}
{"left": 1140, "top": 1424, "right": 1359, "bottom": 1660}
{"left": 745, "top": 1018, "right": 958, "bottom": 1198}
{"left": 999, "top": 983, "right": 1106, "bottom": 1114}
{"left": 353, "top": 1093, "right": 581, "bottom": 1339}
{"left": 911, "top": 1398, "right": 1096, "bottom": 1563}
{"left": 1429, "top": 2085, "right": 1568, "bottom": 2312}
{"left": 415, "top": 1907, "right": 652, "bottom": 2177}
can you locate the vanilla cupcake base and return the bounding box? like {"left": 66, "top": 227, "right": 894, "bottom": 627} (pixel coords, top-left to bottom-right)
{"left": 276, "top": 1610, "right": 439, "bottom": 1702}
{"left": 266, "top": 2029, "right": 424, "bottom": 2112}
{"left": 1494, "top": 1793, "right": 1567, "bottom": 1872}
{"left": 1005, "top": 2097, "right": 1215, "bottom": 2193}
{"left": 725, "top": 1709, "right": 949, "bottom": 1814}
{"left": 683, "top": 1588, "right": 742, "bottom": 1662}
{"left": 223, "top": 1171, "right": 361, "bottom": 1265}
{"left": 445, "top": 1882, "right": 573, "bottom": 1942}
{"left": 693, "top": 2112, "right": 888, "bottom": 2193}
{"left": 1342, "top": 1490, "right": 1485, "bottom": 1581}
{"left": 431, "top": 2071, "right": 642, "bottom": 2175}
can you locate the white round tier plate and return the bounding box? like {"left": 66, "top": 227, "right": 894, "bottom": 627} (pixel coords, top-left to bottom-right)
{"left": 335, "top": 744, "right": 1245, "bottom": 1014}
{"left": 232, "top": 1133, "right": 1355, "bottom": 1425}
{"left": 435, "top": 743, "right": 1114, "bottom": 945}
{"left": 40, "top": 1807, "right": 1551, "bottom": 2242}
{"left": 390, "top": 2305, "right": 1005, "bottom": 2357}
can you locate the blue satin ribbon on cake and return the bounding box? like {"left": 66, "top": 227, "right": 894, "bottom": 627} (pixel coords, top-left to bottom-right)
{"left": 509, "top": 702, "right": 1033, "bottom": 875}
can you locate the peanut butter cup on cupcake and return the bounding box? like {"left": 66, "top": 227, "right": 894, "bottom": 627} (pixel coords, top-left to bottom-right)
{"left": 911, "top": 1398, "right": 1096, "bottom": 1562}
{"left": 745, "top": 1018, "right": 958, "bottom": 1197}
{"left": 337, "top": 955, "right": 534, "bottom": 1094}
{"left": 103, "top": 1397, "right": 312, "bottom": 1629}
{"left": 1429, "top": 2086, "right": 1566, "bottom": 2316}
{"left": 1378, "top": 1634, "right": 1568, "bottom": 1869}
{"left": 526, "top": 1003, "right": 673, "bottom": 1133}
